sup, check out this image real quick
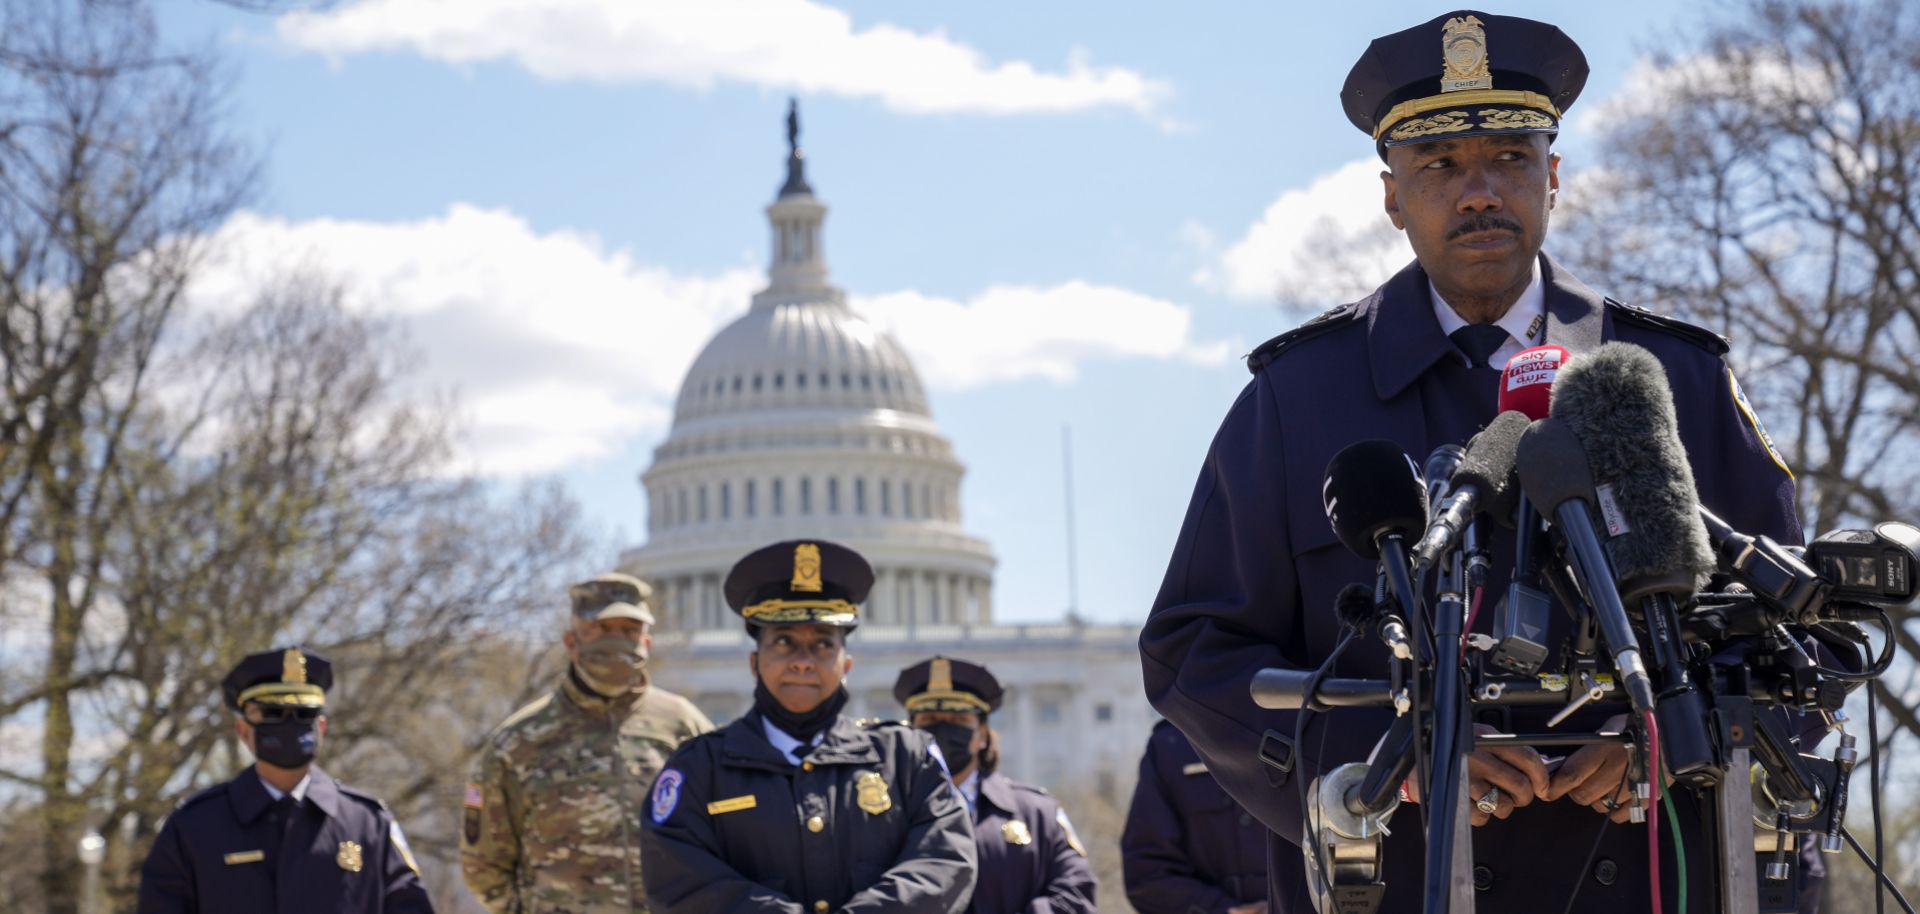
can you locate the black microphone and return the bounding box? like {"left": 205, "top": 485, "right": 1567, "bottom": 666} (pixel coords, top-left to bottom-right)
{"left": 1423, "top": 443, "right": 1466, "bottom": 517}
{"left": 1548, "top": 343, "right": 1719, "bottom": 779}
{"left": 1323, "top": 440, "right": 1428, "bottom": 624}
{"left": 1549, "top": 343, "right": 1716, "bottom": 601}
{"left": 1515, "top": 417, "right": 1658, "bottom": 716}
{"left": 1410, "top": 410, "right": 1529, "bottom": 571}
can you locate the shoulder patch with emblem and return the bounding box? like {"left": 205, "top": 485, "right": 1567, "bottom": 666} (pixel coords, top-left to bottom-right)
{"left": 1728, "top": 368, "right": 1792, "bottom": 478}
{"left": 391, "top": 821, "right": 420, "bottom": 874}
{"left": 1247, "top": 303, "right": 1362, "bottom": 375}
{"left": 651, "top": 768, "right": 684, "bottom": 824}
{"left": 1056, "top": 807, "right": 1087, "bottom": 856}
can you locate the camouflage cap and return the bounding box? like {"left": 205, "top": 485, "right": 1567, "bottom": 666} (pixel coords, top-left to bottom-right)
{"left": 568, "top": 573, "right": 657, "bottom": 624}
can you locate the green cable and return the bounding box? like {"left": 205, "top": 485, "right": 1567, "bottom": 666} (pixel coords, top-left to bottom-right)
{"left": 1663, "top": 788, "right": 1688, "bottom": 914}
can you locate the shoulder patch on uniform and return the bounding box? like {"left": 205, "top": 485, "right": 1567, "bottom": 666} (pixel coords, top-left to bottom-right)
{"left": 1604, "top": 298, "right": 1729, "bottom": 355}
{"left": 1728, "top": 367, "right": 1792, "bottom": 479}
{"left": 1247, "top": 303, "right": 1360, "bottom": 375}
{"left": 1056, "top": 807, "right": 1087, "bottom": 856}
{"left": 391, "top": 821, "right": 420, "bottom": 875}
{"left": 650, "top": 768, "right": 684, "bottom": 824}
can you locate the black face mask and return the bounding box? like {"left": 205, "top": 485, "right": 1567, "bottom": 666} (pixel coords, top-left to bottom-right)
{"left": 251, "top": 719, "right": 319, "bottom": 769}
{"left": 753, "top": 680, "right": 848, "bottom": 745}
{"left": 924, "top": 722, "right": 977, "bottom": 775}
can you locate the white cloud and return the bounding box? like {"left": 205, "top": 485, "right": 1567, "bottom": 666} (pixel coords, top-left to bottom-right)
{"left": 192, "top": 206, "right": 758, "bottom": 476}
{"left": 1202, "top": 157, "right": 1411, "bottom": 307}
{"left": 856, "top": 281, "right": 1232, "bottom": 390}
{"left": 276, "top": 0, "right": 1169, "bottom": 118}
{"left": 189, "top": 205, "right": 1228, "bottom": 476}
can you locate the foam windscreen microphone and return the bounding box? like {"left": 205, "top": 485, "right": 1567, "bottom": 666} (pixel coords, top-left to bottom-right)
{"left": 1497, "top": 345, "right": 1568, "bottom": 420}
{"left": 1409, "top": 410, "right": 1529, "bottom": 569}
{"left": 1323, "top": 440, "right": 1429, "bottom": 561}
{"left": 1549, "top": 343, "right": 1716, "bottom": 602}
{"left": 1515, "top": 417, "right": 1658, "bottom": 715}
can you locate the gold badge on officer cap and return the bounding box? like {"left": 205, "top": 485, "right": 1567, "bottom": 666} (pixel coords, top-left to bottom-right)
{"left": 283, "top": 648, "right": 307, "bottom": 685}
{"left": 1440, "top": 15, "right": 1492, "bottom": 91}
{"left": 792, "top": 543, "right": 823, "bottom": 592}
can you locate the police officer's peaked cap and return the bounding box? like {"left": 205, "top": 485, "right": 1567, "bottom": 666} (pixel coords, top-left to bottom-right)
{"left": 894, "top": 656, "right": 1003, "bottom": 715}
{"left": 725, "top": 539, "right": 873, "bottom": 629}
{"left": 222, "top": 645, "right": 332, "bottom": 711}
{"left": 569, "top": 572, "right": 657, "bottom": 625}
{"left": 1343, "top": 11, "right": 1588, "bottom": 156}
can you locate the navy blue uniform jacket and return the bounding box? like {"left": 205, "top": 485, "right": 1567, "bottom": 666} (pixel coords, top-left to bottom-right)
{"left": 137, "top": 766, "right": 432, "bottom": 914}
{"left": 1122, "top": 721, "right": 1268, "bottom": 914}
{"left": 640, "top": 711, "right": 977, "bottom": 913}
{"left": 968, "top": 772, "right": 1096, "bottom": 914}
{"left": 1140, "top": 255, "right": 1804, "bottom": 914}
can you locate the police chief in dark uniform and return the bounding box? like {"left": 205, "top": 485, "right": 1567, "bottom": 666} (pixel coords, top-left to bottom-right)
{"left": 138, "top": 647, "right": 433, "bottom": 914}
{"left": 1140, "top": 11, "right": 1806, "bottom": 914}
{"left": 640, "top": 540, "right": 976, "bottom": 913}
{"left": 895, "top": 656, "right": 1097, "bottom": 914}
{"left": 1122, "top": 721, "right": 1269, "bottom": 914}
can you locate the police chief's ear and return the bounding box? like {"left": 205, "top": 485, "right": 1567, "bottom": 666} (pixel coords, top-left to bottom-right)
{"left": 748, "top": 651, "right": 760, "bottom": 679}
{"left": 1547, "top": 152, "right": 1562, "bottom": 209}
{"left": 839, "top": 652, "right": 853, "bottom": 676}
{"left": 1381, "top": 168, "right": 1406, "bottom": 230}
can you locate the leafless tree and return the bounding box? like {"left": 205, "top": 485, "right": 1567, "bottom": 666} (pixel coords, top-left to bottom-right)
{"left": 1555, "top": 0, "right": 1920, "bottom": 905}
{"left": 0, "top": 3, "right": 604, "bottom": 911}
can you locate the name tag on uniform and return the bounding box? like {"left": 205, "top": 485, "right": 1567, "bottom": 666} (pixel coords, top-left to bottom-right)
{"left": 223, "top": 850, "right": 265, "bottom": 865}
{"left": 1182, "top": 762, "right": 1209, "bottom": 775}
{"left": 707, "top": 795, "right": 758, "bottom": 815}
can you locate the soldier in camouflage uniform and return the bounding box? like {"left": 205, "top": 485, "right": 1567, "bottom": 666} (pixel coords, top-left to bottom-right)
{"left": 461, "top": 573, "right": 713, "bottom": 914}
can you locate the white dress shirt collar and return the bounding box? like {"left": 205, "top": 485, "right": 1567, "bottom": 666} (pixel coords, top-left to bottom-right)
{"left": 1430, "top": 263, "right": 1546, "bottom": 369}
{"left": 762, "top": 717, "right": 824, "bottom": 765}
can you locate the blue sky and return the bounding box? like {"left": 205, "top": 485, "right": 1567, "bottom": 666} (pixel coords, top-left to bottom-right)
{"left": 159, "top": 0, "right": 1707, "bottom": 625}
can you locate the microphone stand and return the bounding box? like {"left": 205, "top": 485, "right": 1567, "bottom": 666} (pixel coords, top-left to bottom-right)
{"left": 1421, "top": 538, "right": 1475, "bottom": 914}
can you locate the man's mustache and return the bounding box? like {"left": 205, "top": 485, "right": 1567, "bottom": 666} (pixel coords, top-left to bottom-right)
{"left": 1447, "top": 213, "right": 1524, "bottom": 240}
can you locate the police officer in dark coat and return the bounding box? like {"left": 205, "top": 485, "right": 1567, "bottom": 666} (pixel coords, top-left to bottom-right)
{"left": 138, "top": 647, "right": 433, "bottom": 914}
{"left": 1121, "top": 721, "right": 1269, "bottom": 914}
{"left": 895, "top": 656, "right": 1097, "bottom": 914}
{"left": 1140, "top": 11, "right": 1809, "bottom": 914}
{"left": 641, "top": 539, "right": 977, "bottom": 913}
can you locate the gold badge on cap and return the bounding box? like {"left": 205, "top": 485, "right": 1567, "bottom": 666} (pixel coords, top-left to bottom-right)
{"left": 1002, "top": 820, "right": 1033, "bottom": 846}
{"left": 792, "top": 543, "right": 824, "bottom": 593}
{"left": 283, "top": 648, "right": 307, "bottom": 684}
{"left": 1440, "top": 15, "right": 1492, "bottom": 92}
{"left": 336, "top": 840, "right": 363, "bottom": 873}
{"left": 856, "top": 771, "right": 892, "bottom": 815}
{"left": 929, "top": 658, "right": 953, "bottom": 693}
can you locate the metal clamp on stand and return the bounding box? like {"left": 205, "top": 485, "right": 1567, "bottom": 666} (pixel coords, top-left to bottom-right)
{"left": 1303, "top": 763, "right": 1398, "bottom": 914}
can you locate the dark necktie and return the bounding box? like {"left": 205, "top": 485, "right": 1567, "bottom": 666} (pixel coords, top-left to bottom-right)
{"left": 1449, "top": 324, "right": 1510, "bottom": 369}
{"left": 790, "top": 745, "right": 810, "bottom": 766}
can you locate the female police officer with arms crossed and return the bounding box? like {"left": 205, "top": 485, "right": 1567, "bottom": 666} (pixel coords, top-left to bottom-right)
{"left": 640, "top": 540, "right": 976, "bottom": 913}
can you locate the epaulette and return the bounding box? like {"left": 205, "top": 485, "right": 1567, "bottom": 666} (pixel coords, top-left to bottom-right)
{"left": 173, "top": 781, "right": 228, "bottom": 812}
{"left": 1604, "top": 298, "right": 1729, "bottom": 355}
{"left": 337, "top": 783, "right": 391, "bottom": 813}
{"left": 1246, "top": 303, "right": 1361, "bottom": 375}
{"left": 1010, "top": 780, "right": 1052, "bottom": 797}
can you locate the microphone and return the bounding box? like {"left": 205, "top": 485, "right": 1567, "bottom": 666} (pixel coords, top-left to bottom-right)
{"left": 1497, "top": 344, "right": 1568, "bottom": 420}
{"left": 1486, "top": 346, "right": 1566, "bottom": 675}
{"left": 1409, "top": 410, "right": 1529, "bottom": 570}
{"left": 1323, "top": 440, "right": 1428, "bottom": 626}
{"left": 1514, "top": 417, "right": 1658, "bottom": 715}
{"left": 1423, "top": 444, "right": 1466, "bottom": 517}
{"left": 1537, "top": 342, "right": 1722, "bottom": 779}
{"left": 1549, "top": 343, "right": 1716, "bottom": 601}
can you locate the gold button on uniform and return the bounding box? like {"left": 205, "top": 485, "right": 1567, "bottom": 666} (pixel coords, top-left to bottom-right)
{"left": 814, "top": 901, "right": 829, "bottom": 913}
{"left": 802, "top": 761, "right": 814, "bottom": 772}
{"left": 806, "top": 815, "right": 824, "bottom": 833}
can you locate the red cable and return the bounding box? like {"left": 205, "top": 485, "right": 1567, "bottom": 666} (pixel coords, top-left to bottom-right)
{"left": 1645, "top": 708, "right": 1664, "bottom": 914}
{"left": 1459, "top": 586, "right": 1485, "bottom": 660}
